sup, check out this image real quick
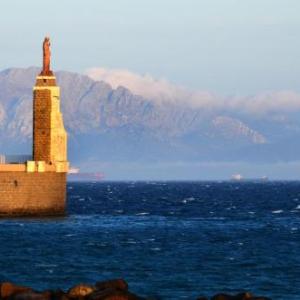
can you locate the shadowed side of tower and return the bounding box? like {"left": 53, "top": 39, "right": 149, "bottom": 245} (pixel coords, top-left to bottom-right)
{"left": 0, "top": 37, "right": 69, "bottom": 216}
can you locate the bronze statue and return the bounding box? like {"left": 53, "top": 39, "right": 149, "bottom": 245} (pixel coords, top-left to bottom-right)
{"left": 40, "top": 37, "right": 53, "bottom": 75}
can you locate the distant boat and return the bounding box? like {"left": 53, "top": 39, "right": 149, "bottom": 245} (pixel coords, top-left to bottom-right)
{"left": 231, "top": 174, "right": 269, "bottom": 182}
{"left": 68, "top": 172, "right": 105, "bottom": 182}
{"left": 260, "top": 176, "right": 269, "bottom": 182}
{"left": 68, "top": 167, "right": 80, "bottom": 174}
{"left": 231, "top": 174, "right": 243, "bottom": 181}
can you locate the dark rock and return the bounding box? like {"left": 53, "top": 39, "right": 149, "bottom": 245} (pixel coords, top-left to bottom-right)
{"left": 8, "top": 291, "right": 51, "bottom": 300}
{"left": 211, "top": 293, "right": 262, "bottom": 300}
{"left": 67, "top": 284, "right": 95, "bottom": 298}
{"left": 95, "top": 280, "right": 128, "bottom": 292}
{"left": 211, "top": 294, "right": 233, "bottom": 300}
{"left": 88, "top": 289, "right": 142, "bottom": 300}
{"left": 48, "top": 290, "right": 69, "bottom": 300}
{"left": 234, "top": 293, "right": 253, "bottom": 300}
{"left": 0, "top": 280, "right": 272, "bottom": 300}
{"left": 249, "top": 296, "right": 272, "bottom": 300}
{"left": 0, "top": 282, "right": 32, "bottom": 299}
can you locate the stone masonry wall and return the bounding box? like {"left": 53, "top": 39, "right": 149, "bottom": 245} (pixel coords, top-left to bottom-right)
{"left": 33, "top": 89, "right": 52, "bottom": 162}
{"left": 33, "top": 82, "right": 67, "bottom": 164}
{"left": 0, "top": 172, "right": 66, "bottom": 216}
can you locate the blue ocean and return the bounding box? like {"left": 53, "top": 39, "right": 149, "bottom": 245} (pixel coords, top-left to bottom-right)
{"left": 0, "top": 181, "right": 299, "bottom": 299}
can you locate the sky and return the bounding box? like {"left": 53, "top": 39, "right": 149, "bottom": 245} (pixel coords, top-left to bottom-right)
{"left": 1, "top": 0, "right": 300, "bottom": 95}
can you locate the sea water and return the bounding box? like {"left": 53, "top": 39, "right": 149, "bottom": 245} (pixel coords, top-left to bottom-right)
{"left": 0, "top": 181, "right": 299, "bottom": 299}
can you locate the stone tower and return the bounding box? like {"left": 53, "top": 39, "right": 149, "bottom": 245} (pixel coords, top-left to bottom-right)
{"left": 0, "top": 37, "right": 69, "bottom": 216}
{"left": 33, "top": 76, "right": 67, "bottom": 166}
{"left": 33, "top": 37, "right": 68, "bottom": 171}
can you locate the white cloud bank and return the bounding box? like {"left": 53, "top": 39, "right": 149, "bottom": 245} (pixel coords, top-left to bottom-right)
{"left": 86, "top": 67, "right": 218, "bottom": 108}
{"left": 227, "top": 91, "right": 300, "bottom": 115}
{"left": 86, "top": 67, "right": 300, "bottom": 115}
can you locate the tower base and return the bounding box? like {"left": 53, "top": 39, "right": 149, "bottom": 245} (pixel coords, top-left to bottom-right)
{"left": 0, "top": 171, "right": 67, "bottom": 216}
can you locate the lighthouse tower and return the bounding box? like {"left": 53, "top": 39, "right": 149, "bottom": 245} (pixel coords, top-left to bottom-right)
{"left": 33, "top": 37, "right": 68, "bottom": 172}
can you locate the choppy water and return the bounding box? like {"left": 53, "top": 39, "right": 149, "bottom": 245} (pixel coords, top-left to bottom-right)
{"left": 0, "top": 181, "right": 299, "bottom": 299}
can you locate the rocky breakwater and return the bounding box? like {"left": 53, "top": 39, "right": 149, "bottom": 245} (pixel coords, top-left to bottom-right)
{"left": 0, "top": 280, "right": 272, "bottom": 300}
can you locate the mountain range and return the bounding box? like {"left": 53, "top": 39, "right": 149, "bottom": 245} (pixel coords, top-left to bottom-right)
{"left": 1, "top": 67, "right": 300, "bottom": 179}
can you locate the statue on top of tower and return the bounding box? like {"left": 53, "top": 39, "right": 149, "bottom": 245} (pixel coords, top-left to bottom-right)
{"left": 40, "top": 36, "right": 53, "bottom": 76}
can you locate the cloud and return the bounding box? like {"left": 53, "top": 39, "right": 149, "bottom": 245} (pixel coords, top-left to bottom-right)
{"left": 86, "top": 67, "right": 300, "bottom": 115}
{"left": 85, "top": 67, "right": 219, "bottom": 108}
{"left": 86, "top": 67, "right": 181, "bottom": 102}
{"left": 227, "top": 91, "right": 300, "bottom": 115}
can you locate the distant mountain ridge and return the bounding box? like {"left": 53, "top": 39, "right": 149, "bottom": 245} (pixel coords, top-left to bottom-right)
{"left": 1, "top": 67, "right": 300, "bottom": 174}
